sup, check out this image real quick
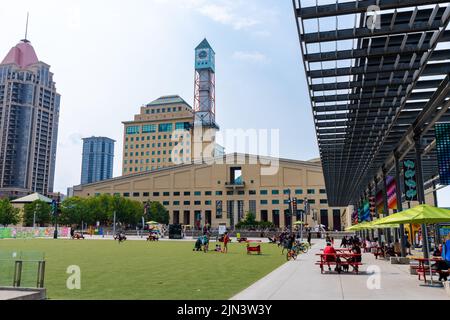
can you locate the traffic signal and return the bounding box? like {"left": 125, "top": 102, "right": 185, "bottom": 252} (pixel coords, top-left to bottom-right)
{"left": 292, "top": 197, "right": 298, "bottom": 214}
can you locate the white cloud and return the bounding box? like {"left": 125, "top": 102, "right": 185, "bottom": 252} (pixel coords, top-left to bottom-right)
{"left": 233, "top": 51, "right": 269, "bottom": 63}
{"left": 153, "top": 0, "right": 277, "bottom": 31}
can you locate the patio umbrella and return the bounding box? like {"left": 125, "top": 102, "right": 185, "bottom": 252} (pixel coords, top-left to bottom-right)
{"left": 293, "top": 221, "right": 304, "bottom": 225}
{"left": 346, "top": 221, "right": 371, "bottom": 231}
{"left": 372, "top": 204, "right": 450, "bottom": 286}
{"left": 372, "top": 204, "right": 450, "bottom": 226}
{"left": 146, "top": 221, "right": 159, "bottom": 225}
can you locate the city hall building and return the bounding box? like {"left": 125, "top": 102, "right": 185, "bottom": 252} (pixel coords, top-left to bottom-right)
{"left": 73, "top": 154, "right": 345, "bottom": 230}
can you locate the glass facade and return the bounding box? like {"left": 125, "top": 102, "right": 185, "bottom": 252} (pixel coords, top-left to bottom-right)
{"left": 81, "top": 137, "right": 115, "bottom": 185}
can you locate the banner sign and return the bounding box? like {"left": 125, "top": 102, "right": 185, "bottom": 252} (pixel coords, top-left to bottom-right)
{"left": 375, "top": 176, "right": 397, "bottom": 214}
{"left": 369, "top": 196, "right": 376, "bottom": 218}
{"left": 362, "top": 199, "right": 371, "bottom": 222}
{"left": 403, "top": 160, "right": 418, "bottom": 201}
{"left": 436, "top": 123, "right": 450, "bottom": 185}
{"left": 0, "top": 227, "right": 71, "bottom": 239}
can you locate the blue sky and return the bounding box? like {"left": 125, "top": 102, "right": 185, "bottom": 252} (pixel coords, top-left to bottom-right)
{"left": 1, "top": 0, "right": 449, "bottom": 206}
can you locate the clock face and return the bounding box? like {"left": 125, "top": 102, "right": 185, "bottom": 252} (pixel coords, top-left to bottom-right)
{"left": 198, "top": 50, "right": 208, "bottom": 59}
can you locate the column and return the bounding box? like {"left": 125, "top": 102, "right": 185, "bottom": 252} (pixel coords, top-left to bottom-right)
{"left": 395, "top": 153, "right": 406, "bottom": 257}
{"left": 433, "top": 180, "right": 442, "bottom": 245}
{"left": 415, "top": 137, "right": 430, "bottom": 260}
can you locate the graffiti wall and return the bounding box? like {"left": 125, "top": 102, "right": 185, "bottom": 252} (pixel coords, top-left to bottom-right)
{"left": 0, "top": 227, "right": 71, "bottom": 239}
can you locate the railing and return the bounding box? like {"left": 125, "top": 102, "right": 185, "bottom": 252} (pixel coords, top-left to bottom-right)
{"left": 0, "top": 251, "right": 46, "bottom": 289}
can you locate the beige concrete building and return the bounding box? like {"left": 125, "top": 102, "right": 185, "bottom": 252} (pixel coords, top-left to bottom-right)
{"left": 122, "top": 95, "right": 195, "bottom": 175}
{"left": 74, "top": 154, "right": 345, "bottom": 230}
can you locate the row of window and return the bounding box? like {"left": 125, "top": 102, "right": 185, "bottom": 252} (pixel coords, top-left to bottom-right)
{"left": 149, "top": 199, "right": 328, "bottom": 206}
{"left": 144, "top": 107, "right": 188, "bottom": 114}
{"left": 110, "top": 189, "right": 326, "bottom": 197}
{"left": 126, "top": 122, "right": 190, "bottom": 135}
{"left": 125, "top": 132, "right": 190, "bottom": 142}
{"left": 124, "top": 141, "right": 190, "bottom": 150}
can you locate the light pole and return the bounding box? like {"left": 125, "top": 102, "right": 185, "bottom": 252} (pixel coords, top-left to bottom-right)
{"left": 33, "top": 203, "right": 40, "bottom": 229}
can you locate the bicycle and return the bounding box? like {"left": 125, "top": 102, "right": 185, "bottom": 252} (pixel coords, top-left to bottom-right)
{"left": 286, "top": 247, "right": 298, "bottom": 261}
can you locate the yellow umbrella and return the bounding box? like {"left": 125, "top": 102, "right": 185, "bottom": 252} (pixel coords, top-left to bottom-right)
{"left": 146, "top": 221, "right": 159, "bottom": 225}
{"left": 372, "top": 204, "right": 450, "bottom": 226}
{"left": 293, "top": 221, "right": 304, "bottom": 225}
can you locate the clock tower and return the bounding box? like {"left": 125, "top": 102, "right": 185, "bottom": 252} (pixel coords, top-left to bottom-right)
{"left": 193, "top": 39, "right": 219, "bottom": 163}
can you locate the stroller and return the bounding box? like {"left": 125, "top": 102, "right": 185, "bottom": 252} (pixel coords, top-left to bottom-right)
{"left": 193, "top": 237, "right": 203, "bottom": 251}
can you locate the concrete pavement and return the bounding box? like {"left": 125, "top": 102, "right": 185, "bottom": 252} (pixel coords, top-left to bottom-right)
{"left": 231, "top": 239, "right": 450, "bottom": 300}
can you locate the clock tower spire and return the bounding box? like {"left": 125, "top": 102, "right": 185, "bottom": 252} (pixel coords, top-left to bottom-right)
{"left": 193, "top": 38, "right": 219, "bottom": 163}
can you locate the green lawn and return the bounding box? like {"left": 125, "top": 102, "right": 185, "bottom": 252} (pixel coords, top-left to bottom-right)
{"left": 0, "top": 239, "right": 286, "bottom": 300}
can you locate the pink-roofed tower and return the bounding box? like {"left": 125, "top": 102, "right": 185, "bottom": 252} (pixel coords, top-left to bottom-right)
{"left": 0, "top": 38, "right": 60, "bottom": 198}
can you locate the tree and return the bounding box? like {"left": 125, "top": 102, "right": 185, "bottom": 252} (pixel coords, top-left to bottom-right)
{"left": 147, "top": 201, "right": 169, "bottom": 224}
{"left": 23, "top": 200, "right": 52, "bottom": 227}
{"left": 0, "top": 198, "right": 20, "bottom": 227}
{"left": 60, "top": 197, "right": 89, "bottom": 226}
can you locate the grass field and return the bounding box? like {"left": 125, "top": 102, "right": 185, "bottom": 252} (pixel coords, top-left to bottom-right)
{"left": 0, "top": 239, "right": 286, "bottom": 300}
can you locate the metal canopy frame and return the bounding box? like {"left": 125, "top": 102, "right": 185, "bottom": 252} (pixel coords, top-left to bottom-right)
{"left": 293, "top": 0, "right": 450, "bottom": 207}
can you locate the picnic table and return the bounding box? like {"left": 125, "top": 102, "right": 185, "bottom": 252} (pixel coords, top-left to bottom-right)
{"left": 372, "top": 246, "right": 385, "bottom": 259}
{"left": 412, "top": 257, "right": 449, "bottom": 284}
{"left": 321, "top": 248, "right": 352, "bottom": 253}
{"left": 316, "top": 253, "right": 362, "bottom": 274}
{"left": 247, "top": 240, "right": 262, "bottom": 255}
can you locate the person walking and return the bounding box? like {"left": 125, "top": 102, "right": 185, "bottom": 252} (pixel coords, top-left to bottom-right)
{"left": 307, "top": 231, "right": 312, "bottom": 246}
{"left": 222, "top": 232, "right": 230, "bottom": 254}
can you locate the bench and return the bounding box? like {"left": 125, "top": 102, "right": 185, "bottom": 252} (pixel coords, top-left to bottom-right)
{"left": 316, "top": 254, "right": 362, "bottom": 274}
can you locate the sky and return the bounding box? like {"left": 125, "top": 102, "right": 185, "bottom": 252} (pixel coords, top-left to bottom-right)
{"left": 0, "top": 0, "right": 449, "bottom": 206}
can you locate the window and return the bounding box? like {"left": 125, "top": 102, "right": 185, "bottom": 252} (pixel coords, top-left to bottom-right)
{"left": 126, "top": 126, "right": 140, "bottom": 134}
{"left": 205, "top": 200, "right": 212, "bottom": 206}
{"left": 216, "top": 200, "right": 223, "bottom": 218}
{"left": 153, "top": 192, "right": 160, "bottom": 197}
{"left": 249, "top": 200, "right": 256, "bottom": 214}
{"left": 163, "top": 192, "right": 170, "bottom": 197}
{"left": 163, "top": 201, "right": 170, "bottom": 206}
{"left": 194, "top": 201, "right": 201, "bottom": 206}
{"left": 272, "top": 190, "right": 279, "bottom": 195}
{"left": 142, "top": 124, "right": 157, "bottom": 133}
{"left": 283, "top": 189, "right": 291, "bottom": 195}
{"left": 308, "top": 199, "right": 316, "bottom": 204}
{"left": 226, "top": 191, "right": 234, "bottom": 196}
{"left": 159, "top": 123, "right": 173, "bottom": 132}
{"left": 174, "top": 192, "right": 180, "bottom": 196}
{"left": 205, "top": 191, "right": 212, "bottom": 196}
{"left": 123, "top": 193, "right": 130, "bottom": 197}
{"left": 307, "top": 189, "right": 316, "bottom": 195}
{"left": 175, "top": 122, "right": 190, "bottom": 130}
{"left": 133, "top": 192, "right": 140, "bottom": 197}
{"left": 260, "top": 200, "right": 268, "bottom": 205}
{"left": 260, "top": 190, "right": 268, "bottom": 195}
{"left": 216, "top": 191, "right": 223, "bottom": 196}
{"left": 173, "top": 201, "right": 180, "bottom": 206}
{"left": 184, "top": 201, "right": 191, "bottom": 206}
{"left": 320, "top": 199, "right": 328, "bottom": 204}
{"left": 237, "top": 191, "right": 245, "bottom": 195}
{"left": 272, "top": 200, "right": 280, "bottom": 205}
{"left": 295, "top": 189, "right": 303, "bottom": 195}
{"left": 320, "top": 189, "right": 327, "bottom": 194}
{"left": 249, "top": 190, "right": 256, "bottom": 195}
{"left": 143, "top": 192, "right": 150, "bottom": 197}
{"left": 194, "top": 191, "right": 201, "bottom": 196}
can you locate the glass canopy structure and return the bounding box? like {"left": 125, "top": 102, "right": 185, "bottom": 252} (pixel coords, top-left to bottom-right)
{"left": 293, "top": 0, "right": 450, "bottom": 209}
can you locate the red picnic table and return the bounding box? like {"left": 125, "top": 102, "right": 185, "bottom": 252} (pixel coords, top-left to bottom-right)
{"left": 320, "top": 248, "right": 353, "bottom": 253}
{"left": 316, "top": 253, "right": 362, "bottom": 274}
{"left": 412, "top": 257, "right": 449, "bottom": 284}
{"left": 246, "top": 240, "right": 262, "bottom": 255}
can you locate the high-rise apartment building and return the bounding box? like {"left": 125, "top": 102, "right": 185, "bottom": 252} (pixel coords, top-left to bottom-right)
{"left": 0, "top": 39, "right": 60, "bottom": 198}
{"left": 81, "top": 137, "right": 115, "bottom": 184}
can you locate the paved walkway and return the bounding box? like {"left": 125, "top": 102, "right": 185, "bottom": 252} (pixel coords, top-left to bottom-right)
{"left": 232, "top": 240, "right": 450, "bottom": 300}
